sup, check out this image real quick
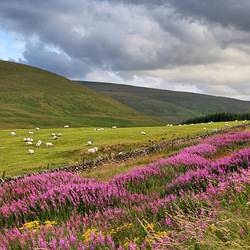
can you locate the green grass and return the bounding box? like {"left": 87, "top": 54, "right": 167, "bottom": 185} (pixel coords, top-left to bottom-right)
{"left": 0, "top": 60, "right": 163, "bottom": 129}
{"left": 78, "top": 81, "right": 250, "bottom": 124}
{"left": 0, "top": 121, "right": 242, "bottom": 177}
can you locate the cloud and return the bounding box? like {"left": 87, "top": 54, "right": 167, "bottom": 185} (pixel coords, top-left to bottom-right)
{"left": 166, "top": 0, "right": 250, "bottom": 32}
{"left": 0, "top": 0, "right": 250, "bottom": 100}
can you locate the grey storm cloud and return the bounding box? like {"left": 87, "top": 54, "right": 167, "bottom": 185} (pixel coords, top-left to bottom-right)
{"left": 0, "top": 0, "right": 250, "bottom": 100}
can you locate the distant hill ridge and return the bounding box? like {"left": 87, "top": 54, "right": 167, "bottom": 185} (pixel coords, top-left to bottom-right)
{"left": 76, "top": 81, "right": 250, "bottom": 124}
{"left": 0, "top": 61, "right": 163, "bottom": 129}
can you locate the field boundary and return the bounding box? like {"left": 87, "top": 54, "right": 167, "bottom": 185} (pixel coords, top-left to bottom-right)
{"left": 1, "top": 123, "right": 249, "bottom": 184}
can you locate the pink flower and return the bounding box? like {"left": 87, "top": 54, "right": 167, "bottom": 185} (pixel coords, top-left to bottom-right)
{"left": 166, "top": 217, "right": 172, "bottom": 226}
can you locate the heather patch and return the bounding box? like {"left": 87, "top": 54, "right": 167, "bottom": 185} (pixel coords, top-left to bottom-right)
{"left": 0, "top": 132, "right": 249, "bottom": 249}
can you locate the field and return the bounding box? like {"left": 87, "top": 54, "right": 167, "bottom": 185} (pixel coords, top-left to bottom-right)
{"left": 0, "top": 126, "right": 249, "bottom": 249}
{"left": 0, "top": 121, "right": 243, "bottom": 178}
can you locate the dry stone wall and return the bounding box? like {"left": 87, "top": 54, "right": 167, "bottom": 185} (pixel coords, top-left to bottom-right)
{"left": 1, "top": 123, "right": 249, "bottom": 185}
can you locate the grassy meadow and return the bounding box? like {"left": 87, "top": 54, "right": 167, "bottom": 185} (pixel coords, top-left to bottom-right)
{"left": 0, "top": 121, "right": 246, "bottom": 178}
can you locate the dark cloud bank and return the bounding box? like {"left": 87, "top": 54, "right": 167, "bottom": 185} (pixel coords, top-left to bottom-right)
{"left": 1, "top": 0, "right": 250, "bottom": 100}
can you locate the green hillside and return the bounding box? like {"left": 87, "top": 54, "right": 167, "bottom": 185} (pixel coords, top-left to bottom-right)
{"left": 0, "top": 61, "right": 163, "bottom": 129}
{"left": 77, "top": 81, "right": 250, "bottom": 124}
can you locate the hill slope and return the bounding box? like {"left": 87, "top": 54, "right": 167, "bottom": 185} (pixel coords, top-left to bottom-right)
{"left": 77, "top": 81, "right": 250, "bottom": 123}
{"left": 0, "top": 61, "right": 163, "bottom": 129}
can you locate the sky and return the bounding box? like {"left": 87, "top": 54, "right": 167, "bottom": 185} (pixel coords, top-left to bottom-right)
{"left": 1, "top": 0, "right": 250, "bottom": 101}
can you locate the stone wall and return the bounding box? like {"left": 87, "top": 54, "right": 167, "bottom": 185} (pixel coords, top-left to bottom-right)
{"left": 1, "top": 123, "right": 249, "bottom": 185}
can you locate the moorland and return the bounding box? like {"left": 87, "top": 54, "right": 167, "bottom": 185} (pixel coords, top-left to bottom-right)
{"left": 0, "top": 60, "right": 249, "bottom": 249}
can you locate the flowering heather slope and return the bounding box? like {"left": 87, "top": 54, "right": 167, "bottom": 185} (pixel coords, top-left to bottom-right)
{"left": 0, "top": 132, "right": 249, "bottom": 249}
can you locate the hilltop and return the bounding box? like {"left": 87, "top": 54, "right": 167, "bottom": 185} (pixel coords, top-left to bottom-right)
{"left": 0, "top": 61, "right": 163, "bottom": 129}
{"left": 77, "top": 81, "right": 250, "bottom": 124}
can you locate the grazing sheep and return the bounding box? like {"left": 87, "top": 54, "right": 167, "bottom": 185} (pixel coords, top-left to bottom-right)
{"left": 87, "top": 141, "right": 94, "bottom": 146}
{"left": 36, "top": 143, "right": 41, "bottom": 147}
{"left": 26, "top": 138, "right": 33, "bottom": 142}
{"left": 45, "top": 142, "right": 53, "bottom": 148}
{"left": 213, "top": 128, "right": 218, "bottom": 132}
{"left": 64, "top": 125, "right": 69, "bottom": 128}
{"left": 97, "top": 128, "right": 104, "bottom": 131}
{"left": 51, "top": 133, "right": 56, "bottom": 136}
{"left": 36, "top": 127, "right": 40, "bottom": 131}
{"left": 112, "top": 126, "right": 117, "bottom": 129}
{"left": 11, "top": 132, "right": 16, "bottom": 136}
{"left": 203, "top": 127, "right": 206, "bottom": 130}
{"left": 243, "top": 121, "right": 245, "bottom": 124}
{"left": 141, "top": 131, "right": 146, "bottom": 135}
{"left": 87, "top": 147, "right": 98, "bottom": 154}
{"left": 26, "top": 141, "right": 33, "bottom": 146}
{"left": 28, "top": 149, "right": 34, "bottom": 154}
{"left": 53, "top": 136, "right": 57, "bottom": 140}
{"left": 28, "top": 131, "right": 33, "bottom": 134}
{"left": 23, "top": 138, "right": 27, "bottom": 142}
{"left": 38, "top": 140, "right": 42, "bottom": 144}
{"left": 58, "top": 133, "right": 62, "bottom": 137}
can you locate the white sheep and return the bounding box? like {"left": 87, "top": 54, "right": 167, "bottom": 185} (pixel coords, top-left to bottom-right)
{"left": 36, "top": 143, "right": 41, "bottom": 147}
{"left": 23, "top": 138, "right": 27, "bottom": 142}
{"left": 213, "top": 128, "right": 218, "bottom": 132}
{"left": 38, "top": 140, "right": 42, "bottom": 144}
{"left": 87, "top": 147, "right": 98, "bottom": 154}
{"left": 87, "top": 141, "right": 94, "bottom": 146}
{"left": 36, "top": 127, "right": 40, "bottom": 131}
{"left": 26, "top": 141, "right": 33, "bottom": 146}
{"left": 112, "top": 126, "right": 117, "bottom": 129}
{"left": 64, "top": 125, "right": 69, "bottom": 128}
{"left": 203, "top": 127, "right": 206, "bottom": 130}
{"left": 51, "top": 133, "right": 56, "bottom": 136}
{"left": 28, "top": 149, "right": 34, "bottom": 154}
{"left": 26, "top": 138, "right": 33, "bottom": 142}
{"left": 28, "top": 131, "right": 33, "bottom": 134}
{"left": 58, "top": 133, "right": 62, "bottom": 137}
{"left": 11, "top": 132, "right": 16, "bottom": 136}
{"left": 141, "top": 132, "right": 146, "bottom": 135}
{"left": 45, "top": 142, "right": 53, "bottom": 148}
{"left": 53, "top": 136, "right": 57, "bottom": 140}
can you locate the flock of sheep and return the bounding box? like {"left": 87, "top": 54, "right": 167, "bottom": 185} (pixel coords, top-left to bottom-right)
{"left": 10, "top": 125, "right": 69, "bottom": 155}
{"left": 10, "top": 120, "right": 246, "bottom": 156}
{"left": 9, "top": 125, "right": 123, "bottom": 156}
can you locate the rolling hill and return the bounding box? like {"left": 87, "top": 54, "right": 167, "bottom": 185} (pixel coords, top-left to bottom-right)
{"left": 77, "top": 81, "right": 250, "bottom": 124}
{"left": 0, "top": 61, "right": 163, "bottom": 129}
